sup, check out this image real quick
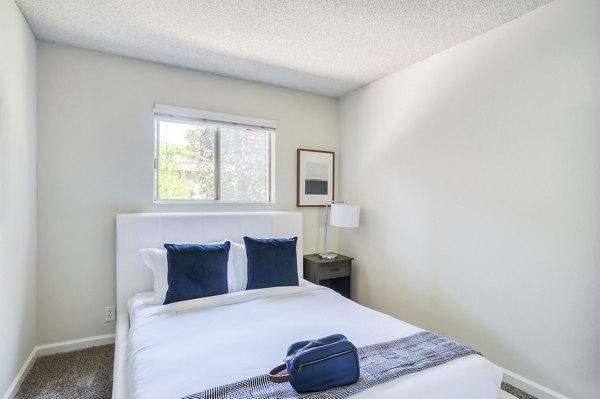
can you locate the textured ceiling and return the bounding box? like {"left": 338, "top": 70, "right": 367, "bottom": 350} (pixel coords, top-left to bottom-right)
{"left": 16, "top": 0, "right": 553, "bottom": 97}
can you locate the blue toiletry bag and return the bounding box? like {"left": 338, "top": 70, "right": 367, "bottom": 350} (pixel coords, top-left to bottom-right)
{"left": 268, "top": 334, "right": 360, "bottom": 393}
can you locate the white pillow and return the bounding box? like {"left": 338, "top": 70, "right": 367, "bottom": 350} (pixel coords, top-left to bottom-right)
{"left": 228, "top": 241, "right": 248, "bottom": 292}
{"left": 139, "top": 240, "right": 248, "bottom": 304}
{"left": 139, "top": 248, "right": 169, "bottom": 305}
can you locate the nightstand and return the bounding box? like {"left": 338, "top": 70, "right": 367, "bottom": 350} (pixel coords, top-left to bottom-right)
{"left": 303, "top": 254, "right": 353, "bottom": 299}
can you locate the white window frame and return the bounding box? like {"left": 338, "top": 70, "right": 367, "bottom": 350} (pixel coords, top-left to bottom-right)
{"left": 153, "top": 104, "right": 276, "bottom": 204}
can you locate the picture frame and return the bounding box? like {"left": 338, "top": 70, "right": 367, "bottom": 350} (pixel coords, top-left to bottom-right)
{"left": 296, "top": 148, "right": 335, "bottom": 207}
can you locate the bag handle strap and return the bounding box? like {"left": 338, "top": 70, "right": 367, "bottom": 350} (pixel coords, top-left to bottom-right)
{"left": 268, "top": 364, "right": 294, "bottom": 383}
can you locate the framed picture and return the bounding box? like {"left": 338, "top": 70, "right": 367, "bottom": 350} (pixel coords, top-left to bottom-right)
{"left": 297, "top": 149, "right": 334, "bottom": 207}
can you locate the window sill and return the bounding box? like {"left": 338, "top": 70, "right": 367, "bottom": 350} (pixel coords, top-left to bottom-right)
{"left": 153, "top": 199, "right": 275, "bottom": 205}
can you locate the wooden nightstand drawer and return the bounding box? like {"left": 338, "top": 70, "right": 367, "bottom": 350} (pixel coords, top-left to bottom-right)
{"left": 303, "top": 254, "right": 353, "bottom": 299}
{"left": 319, "top": 263, "right": 350, "bottom": 279}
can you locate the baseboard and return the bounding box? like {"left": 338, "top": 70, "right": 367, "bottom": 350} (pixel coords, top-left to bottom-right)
{"left": 2, "top": 333, "right": 115, "bottom": 399}
{"left": 36, "top": 333, "right": 115, "bottom": 357}
{"left": 503, "top": 369, "right": 569, "bottom": 399}
{"left": 1, "top": 348, "right": 37, "bottom": 399}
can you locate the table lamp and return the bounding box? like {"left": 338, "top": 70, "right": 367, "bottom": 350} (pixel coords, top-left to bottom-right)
{"left": 319, "top": 201, "right": 360, "bottom": 260}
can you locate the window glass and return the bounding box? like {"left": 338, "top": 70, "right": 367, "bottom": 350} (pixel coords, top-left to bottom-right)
{"left": 155, "top": 116, "right": 273, "bottom": 202}
{"left": 219, "top": 127, "right": 270, "bottom": 202}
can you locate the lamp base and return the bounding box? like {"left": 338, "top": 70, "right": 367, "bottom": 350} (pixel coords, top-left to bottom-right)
{"left": 318, "top": 252, "right": 339, "bottom": 260}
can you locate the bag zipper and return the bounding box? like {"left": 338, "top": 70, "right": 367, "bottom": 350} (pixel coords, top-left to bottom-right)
{"left": 297, "top": 349, "right": 354, "bottom": 373}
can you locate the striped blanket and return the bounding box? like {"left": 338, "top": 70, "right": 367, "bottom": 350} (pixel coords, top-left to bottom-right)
{"left": 183, "top": 331, "right": 481, "bottom": 399}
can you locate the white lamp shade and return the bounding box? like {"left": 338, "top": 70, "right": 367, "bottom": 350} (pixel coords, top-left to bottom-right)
{"left": 329, "top": 203, "right": 360, "bottom": 228}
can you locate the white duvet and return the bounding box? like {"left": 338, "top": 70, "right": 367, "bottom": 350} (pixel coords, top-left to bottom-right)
{"left": 127, "top": 281, "right": 501, "bottom": 399}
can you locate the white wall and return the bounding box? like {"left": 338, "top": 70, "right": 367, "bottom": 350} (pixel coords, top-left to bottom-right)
{"left": 0, "top": 0, "right": 37, "bottom": 395}
{"left": 339, "top": 0, "right": 599, "bottom": 397}
{"left": 37, "top": 43, "right": 339, "bottom": 344}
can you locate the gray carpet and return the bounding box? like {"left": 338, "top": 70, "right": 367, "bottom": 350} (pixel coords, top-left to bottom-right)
{"left": 501, "top": 382, "right": 538, "bottom": 399}
{"left": 16, "top": 344, "right": 537, "bottom": 399}
{"left": 16, "top": 345, "right": 113, "bottom": 399}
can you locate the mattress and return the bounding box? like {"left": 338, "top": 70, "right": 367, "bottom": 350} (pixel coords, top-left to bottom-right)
{"left": 127, "top": 281, "right": 502, "bottom": 399}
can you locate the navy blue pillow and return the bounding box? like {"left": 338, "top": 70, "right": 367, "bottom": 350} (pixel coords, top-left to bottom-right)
{"left": 244, "top": 237, "right": 299, "bottom": 290}
{"left": 163, "top": 242, "right": 230, "bottom": 305}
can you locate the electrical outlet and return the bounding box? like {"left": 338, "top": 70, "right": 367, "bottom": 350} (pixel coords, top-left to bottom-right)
{"left": 104, "top": 306, "right": 115, "bottom": 322}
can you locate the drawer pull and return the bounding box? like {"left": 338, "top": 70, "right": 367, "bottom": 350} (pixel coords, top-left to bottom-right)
{"left": 329, "top": 268, "right": 340, "bottom": 272}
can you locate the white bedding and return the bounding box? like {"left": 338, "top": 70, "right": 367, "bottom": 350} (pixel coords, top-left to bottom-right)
{"left": 127, "top": 281, "right": 502, "bottom": 399}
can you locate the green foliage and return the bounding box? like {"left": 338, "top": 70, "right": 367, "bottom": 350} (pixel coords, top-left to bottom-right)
{"left": 158, "top": 143, "right": 194, "bottom": 199}
{"left": 220, "top": 128, "right": 269, "bottom": 201}
{"left": 186, "top": 127, "right": 216, "bottom": 199}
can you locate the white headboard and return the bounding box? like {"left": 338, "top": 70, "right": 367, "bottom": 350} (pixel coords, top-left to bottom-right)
{"left": 115, "top": 212, "right": 303, "bottom": 315}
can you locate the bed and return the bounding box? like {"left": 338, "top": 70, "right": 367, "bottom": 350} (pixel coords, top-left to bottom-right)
{"left": 112, "top": 212, "right": 502, "bottom": 399}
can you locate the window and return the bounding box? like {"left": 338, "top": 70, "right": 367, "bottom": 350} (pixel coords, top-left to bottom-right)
{"left": 154, "top": 104, "right": 275, "bottom": 202}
